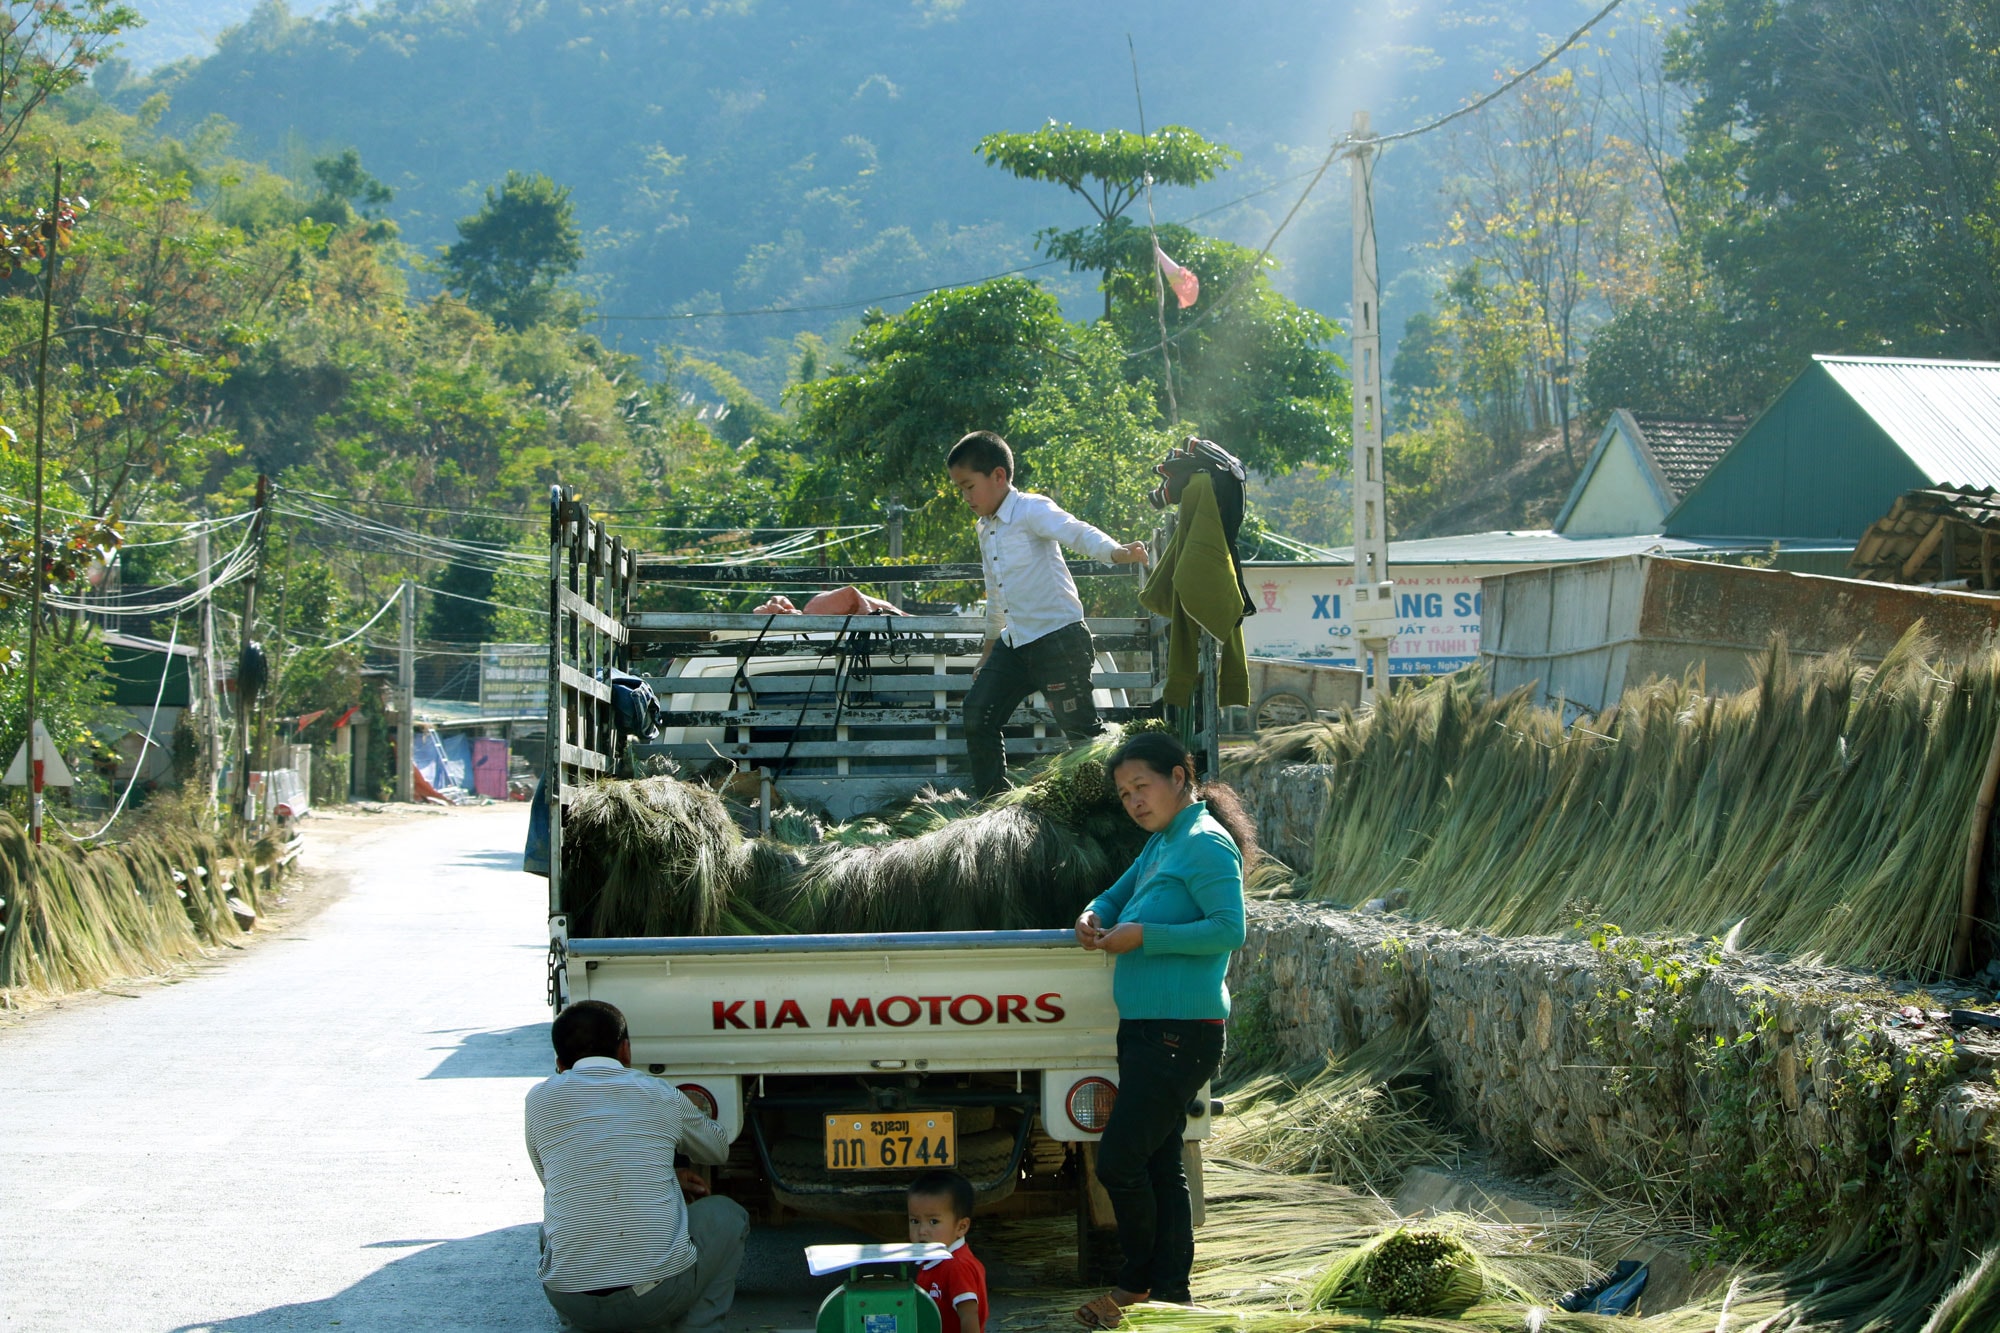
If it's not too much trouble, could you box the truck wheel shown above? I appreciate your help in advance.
[1254,689,1313,730]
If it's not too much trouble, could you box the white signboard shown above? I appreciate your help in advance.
[1240,563,1522,677]
[480,642,548,717]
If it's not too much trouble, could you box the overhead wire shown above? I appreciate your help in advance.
[1120,0,1628,360]
[59,611,183,843]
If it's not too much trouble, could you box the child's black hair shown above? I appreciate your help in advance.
[907,1169,976,1221]
[947,430,1013,478]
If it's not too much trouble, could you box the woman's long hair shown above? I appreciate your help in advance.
[1104,730,1260,863]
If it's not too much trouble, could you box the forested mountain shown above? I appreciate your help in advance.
[112,0,1614,394]
[109,0,335,70]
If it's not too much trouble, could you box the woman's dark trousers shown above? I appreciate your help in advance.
[1093,1018,1224,1302]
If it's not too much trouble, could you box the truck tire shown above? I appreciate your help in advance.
[768,1128,1016,1184]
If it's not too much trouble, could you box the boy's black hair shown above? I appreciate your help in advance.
[907,1169,976,1221]
[947,431,1013,478]
[553,999,627,1067]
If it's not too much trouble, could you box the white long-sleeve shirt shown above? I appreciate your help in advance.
[978,488,1122,647]
[525,1057,730,1292]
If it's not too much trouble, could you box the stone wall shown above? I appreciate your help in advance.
[1232,901,2000,1250]
[1230,762,1333,878]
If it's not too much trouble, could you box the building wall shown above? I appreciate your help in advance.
[1666,365,1931,540]
[1558,425,1668,536]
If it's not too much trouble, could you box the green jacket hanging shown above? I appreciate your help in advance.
[1140,471,1251,708]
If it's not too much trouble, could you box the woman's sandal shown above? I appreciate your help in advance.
[1075,1291,1147,1329]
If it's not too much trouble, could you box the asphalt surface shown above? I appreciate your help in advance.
[0,804,876,1333]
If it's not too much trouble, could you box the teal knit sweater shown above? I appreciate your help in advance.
[1085,800,1246,1020]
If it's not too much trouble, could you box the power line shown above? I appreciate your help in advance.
[1122,0,1627,360]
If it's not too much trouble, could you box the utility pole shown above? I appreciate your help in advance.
[1347,112,1395,701]
[883,500,910,609]
[233,474,270,831]
[396,579,414,803]
[21,165,60,848]
[196,528,220,811]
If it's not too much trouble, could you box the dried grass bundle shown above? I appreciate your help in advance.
[1292,633,2000,975]
[1213,1029,1458,1193]
[0,812,266,998]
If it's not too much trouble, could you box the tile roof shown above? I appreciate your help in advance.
[1628,415,1745,499]
[1849,484,2000,583]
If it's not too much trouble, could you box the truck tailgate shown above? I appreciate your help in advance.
[569,929,1117,1075]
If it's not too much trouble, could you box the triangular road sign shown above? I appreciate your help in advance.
[4,720,74,787]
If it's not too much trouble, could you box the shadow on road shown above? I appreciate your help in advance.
[168,1218,877,1333]
[172,1225,557,1332]
[425,1023,553,1079]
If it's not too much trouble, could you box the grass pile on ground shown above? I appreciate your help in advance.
[1211,1028,1458,1194]
[1236,632,1998,976]
[561,721,1190,938]
[0,813,268,999]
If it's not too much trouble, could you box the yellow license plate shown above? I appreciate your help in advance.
[824,1111,957,1171]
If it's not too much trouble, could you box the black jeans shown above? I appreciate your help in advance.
[962,621,1100,798]
[1094,1018,1225,1301]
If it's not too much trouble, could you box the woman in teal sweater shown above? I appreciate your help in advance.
[1071,730,1251,1328]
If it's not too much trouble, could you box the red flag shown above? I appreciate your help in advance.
[1155,245,1199,308]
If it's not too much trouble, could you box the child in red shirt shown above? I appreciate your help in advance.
[908,1170,988,1333]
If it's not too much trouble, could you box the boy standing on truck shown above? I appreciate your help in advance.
[908,1170,989,1333]
[949,430,1150,797]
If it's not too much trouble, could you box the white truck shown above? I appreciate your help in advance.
[541,490,1222,1260]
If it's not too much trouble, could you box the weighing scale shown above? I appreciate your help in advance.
[805,1243,951,1333]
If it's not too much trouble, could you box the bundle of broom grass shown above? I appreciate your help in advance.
[1211,1027,1459,1194]
[561,720,1186,939]
[1,813,265,998]
[1274,631,2000,976]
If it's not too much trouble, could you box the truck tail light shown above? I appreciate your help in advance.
[677,1083,719,1119]
[1066,1077,1117,1133]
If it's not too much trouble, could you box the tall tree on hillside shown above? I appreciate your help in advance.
[0,0,136,159]
[1669,0,2000,368]
[438,170,583,330]
[978,123,1235,320]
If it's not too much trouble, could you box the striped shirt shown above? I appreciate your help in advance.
[524,1057,730,1293]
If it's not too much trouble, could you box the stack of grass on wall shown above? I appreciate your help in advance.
[1297,630,2000,976]
[0,814,260,997]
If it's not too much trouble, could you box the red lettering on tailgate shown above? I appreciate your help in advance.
[949,994,994,1024]
[996,995,1029,1023]
[772,999,809,1029]
[713,1001,747,1030]
[878,996,920,1027]
[828,997,876,1027]
[1034,993,1066,1023]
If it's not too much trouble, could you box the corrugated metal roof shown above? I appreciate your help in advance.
[1245,531,1822,568]
[1817,355,2000,487]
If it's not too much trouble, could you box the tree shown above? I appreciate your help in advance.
[1669,0,2000,367]
[978,123,1236,319]
[304,147,396,241]
[0,0,137,161]
[438,171,584,330]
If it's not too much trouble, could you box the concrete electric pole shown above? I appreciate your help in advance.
[397,579,415,803]
[1347,111,1395,699]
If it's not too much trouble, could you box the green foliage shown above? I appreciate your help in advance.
[438,170,584,331]
[1670,0,2000,372]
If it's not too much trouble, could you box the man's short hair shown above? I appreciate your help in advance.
[947,431,1013,478]
[553,1000,627,1067]
[907,1169,975,1221]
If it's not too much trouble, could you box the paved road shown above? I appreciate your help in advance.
[0,805,859,1333]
